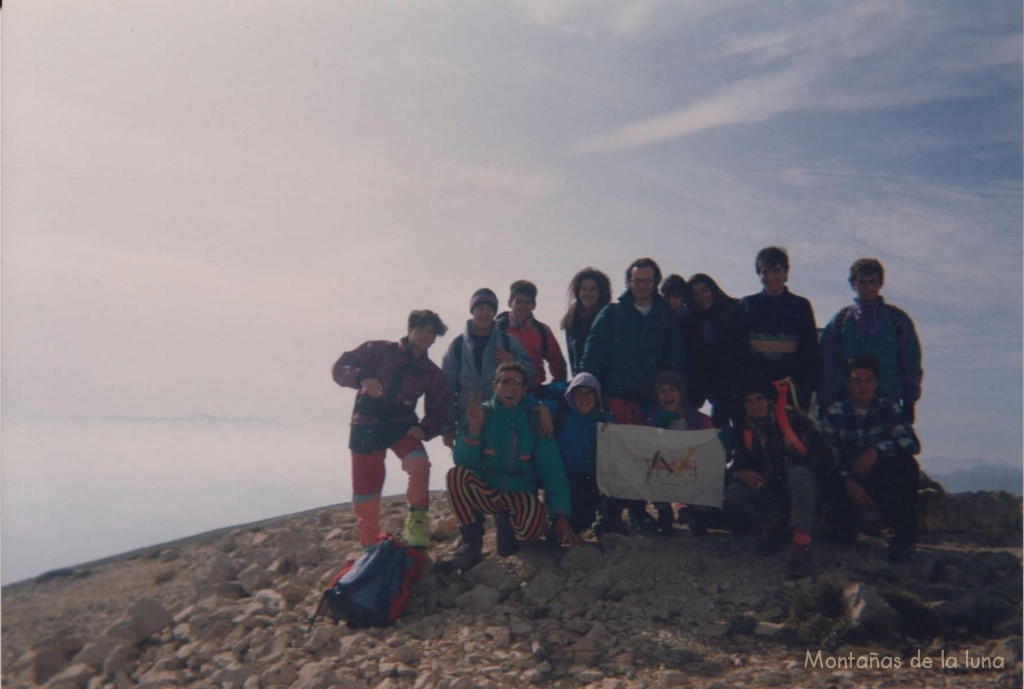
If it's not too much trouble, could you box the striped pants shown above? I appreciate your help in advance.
[446,466,546,542]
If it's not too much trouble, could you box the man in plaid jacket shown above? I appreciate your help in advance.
[819,355,921,563]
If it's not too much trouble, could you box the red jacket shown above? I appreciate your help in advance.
[497,313,568,391]
[332,338,450,440]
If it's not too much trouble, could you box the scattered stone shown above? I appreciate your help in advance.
[455,585,500,613]
[238,564,274,594]
[2,492,1020,689]
[104,599,173,646]
[44,662,94,688]
[841,583,902,641]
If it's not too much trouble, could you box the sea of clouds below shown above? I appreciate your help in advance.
[1,416,1019,586]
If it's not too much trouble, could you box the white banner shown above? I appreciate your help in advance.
[596,425,726,507]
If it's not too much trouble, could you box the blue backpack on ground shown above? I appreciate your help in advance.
[309,533,426,629]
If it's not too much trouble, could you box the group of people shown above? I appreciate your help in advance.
[332,246,923,578]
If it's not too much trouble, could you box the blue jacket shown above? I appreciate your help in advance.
[579,291,687,404]
[556,373,612,481]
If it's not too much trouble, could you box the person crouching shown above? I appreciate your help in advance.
[446,363,578,568]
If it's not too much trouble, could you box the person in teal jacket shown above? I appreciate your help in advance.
[446,362,578,568]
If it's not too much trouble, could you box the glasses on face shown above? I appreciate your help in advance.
[497,378,524,387]
[630,278,655,286]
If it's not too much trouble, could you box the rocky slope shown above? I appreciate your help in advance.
[2,488,1021,689]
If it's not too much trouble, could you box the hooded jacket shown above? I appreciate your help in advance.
[556,373,613,481]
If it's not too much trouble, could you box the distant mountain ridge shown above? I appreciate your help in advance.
[921,455,1023,497]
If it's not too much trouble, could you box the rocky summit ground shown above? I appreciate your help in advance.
[2,488,1021,689]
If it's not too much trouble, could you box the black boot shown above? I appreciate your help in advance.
[494,512,519,557]
[656,505,675,536]
[451,517,484,569]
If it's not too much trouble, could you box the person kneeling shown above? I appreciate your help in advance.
[446,363,578,568]
[724,378,829,577]
[819,356,921,563]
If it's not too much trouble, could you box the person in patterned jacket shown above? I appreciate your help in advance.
[819,355,922,563]
[818,258,923,421]
[332,310,451,550]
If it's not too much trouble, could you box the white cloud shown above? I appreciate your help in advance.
[573,1,1021,152]
[573,66,812,153]
[515,0,707,38]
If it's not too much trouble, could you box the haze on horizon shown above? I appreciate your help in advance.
[2,1,1021,584]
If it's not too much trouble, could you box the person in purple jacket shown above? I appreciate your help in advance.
[332,310,451,550]
[818,258,923,422]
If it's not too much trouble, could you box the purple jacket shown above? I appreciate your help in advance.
[333,338,451,440]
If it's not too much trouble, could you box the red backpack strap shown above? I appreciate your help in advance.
[771,378,807,457]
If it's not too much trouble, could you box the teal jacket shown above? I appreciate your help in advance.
[454,397,571,518]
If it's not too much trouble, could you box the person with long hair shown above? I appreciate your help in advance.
[560,267,612,375]
[686,273,740,429]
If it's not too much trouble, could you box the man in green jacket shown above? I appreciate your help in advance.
[446,363,578,568]
[580,257,687,533]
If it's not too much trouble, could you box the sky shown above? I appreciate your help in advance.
[2,1,1021,583]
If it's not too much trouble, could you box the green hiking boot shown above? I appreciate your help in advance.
[403,509,430,549]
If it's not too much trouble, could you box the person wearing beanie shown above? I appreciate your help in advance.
[724,376,832,577]
[441,287,537,447]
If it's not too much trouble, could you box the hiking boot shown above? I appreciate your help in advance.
[786,542,813,578]
[591,511,629,536]
[494,513,519,557]
[656,506,675,536]
[688,508,711,537]
[629,506,659,534]
[451,519,484,569]
[402,509,430,549]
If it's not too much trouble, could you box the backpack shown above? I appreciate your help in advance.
[308,533,426,630]
[451,330,513,369]
[496,312,550,357]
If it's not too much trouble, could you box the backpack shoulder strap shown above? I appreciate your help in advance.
[453,333,464,369]
[536,320,550,357]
